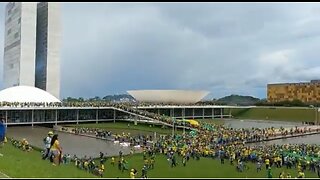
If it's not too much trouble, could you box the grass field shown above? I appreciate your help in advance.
[0,143,95,178]
[67,121,186,136]
[231,107,317,123]
[0,142,319,178]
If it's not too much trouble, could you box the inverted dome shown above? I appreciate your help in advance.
[127,90,209,104]
[0,86,61,103]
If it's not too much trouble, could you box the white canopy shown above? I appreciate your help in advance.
[0,86,61,103]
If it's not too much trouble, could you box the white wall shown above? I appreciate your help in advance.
[19,2,37,87]
[46,2,61,99]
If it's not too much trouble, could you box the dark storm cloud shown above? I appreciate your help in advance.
[1,2,320,99]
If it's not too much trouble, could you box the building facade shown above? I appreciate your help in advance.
[267,80,320,103]
[35,2,61,99]
[3,2,37,88]
[3,2,60,99]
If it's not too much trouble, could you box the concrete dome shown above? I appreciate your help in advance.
[127,90,209,104]
[0,86,61,103]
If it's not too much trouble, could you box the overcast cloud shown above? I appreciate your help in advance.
[0,2,320,99]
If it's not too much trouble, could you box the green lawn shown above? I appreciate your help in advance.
[231,107,317,123]
[67,121,185,136]
[101,154,319,178]
[0,172,9,178]
[0,142,319,178]
[0,143,95,178]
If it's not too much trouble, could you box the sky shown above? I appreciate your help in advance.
[0,2,320,100]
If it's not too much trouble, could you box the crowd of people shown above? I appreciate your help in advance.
[59,126,154,147]
[0,101,220,108]
[54,120,320,178]
[11,138,32,152]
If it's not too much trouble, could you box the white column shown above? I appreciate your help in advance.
[158,108,160,115]
[31,110,34,127]
[220,108,223,118]
[134,114,138,125]
[182,108,185,134]
[55,109,58,125]
[202,108,205,119]
[212,108,214,119]
[76,109,79,124]
[5,110,8,128]
[192,108,195,119]
[96,109,98,124]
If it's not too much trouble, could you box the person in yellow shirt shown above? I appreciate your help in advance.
[265,158,270,170]
[111,157,115,166]
[50,134,62,166]
[130,169,137,179]
[297,171,305,178]
[286,173,292,178]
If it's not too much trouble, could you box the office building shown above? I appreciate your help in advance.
[267,80,320,103]
[3,2,60,98]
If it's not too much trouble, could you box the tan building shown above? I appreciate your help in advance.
[267,80,320,103]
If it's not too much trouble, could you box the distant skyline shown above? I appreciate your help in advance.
[1,2,320,99]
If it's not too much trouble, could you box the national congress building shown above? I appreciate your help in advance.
[267,80,320,103]
[3,2,60,98]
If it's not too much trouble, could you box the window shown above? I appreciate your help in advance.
[14,32,19,39]
[7,29,11,35]
[18,18,21,24]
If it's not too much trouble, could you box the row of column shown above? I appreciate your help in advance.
[5,109,118,127]
[164,108,227,119]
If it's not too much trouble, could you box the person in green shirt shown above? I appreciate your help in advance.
[267,167,272,178]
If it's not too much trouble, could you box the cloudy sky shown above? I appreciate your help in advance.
[0,2,320,99]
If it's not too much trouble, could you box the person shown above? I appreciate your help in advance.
[111,157,115,166]
[279,171,285,178]
[0,119,6,147]
[130,168,136,179]
[171,155,177,167]
[141,165,147,178]
[42,131,53,160]
[265,158,270,170]
[267,167,272,178]
[21,138,31,151]
[256,161,262,172]
[50,134,62,166]
[182,156,186,167]
[286,173,292,178]
[297,170,305,178]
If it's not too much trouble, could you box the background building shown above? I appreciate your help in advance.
[35,2,61,99]
[3,2,37,88]
[3,2,60,99]
[267,80,320,103]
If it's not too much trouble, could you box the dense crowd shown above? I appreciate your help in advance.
[60,126,154,147]
[54,121,320,178]
[0,101,217,108]
[11,138,33,152]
